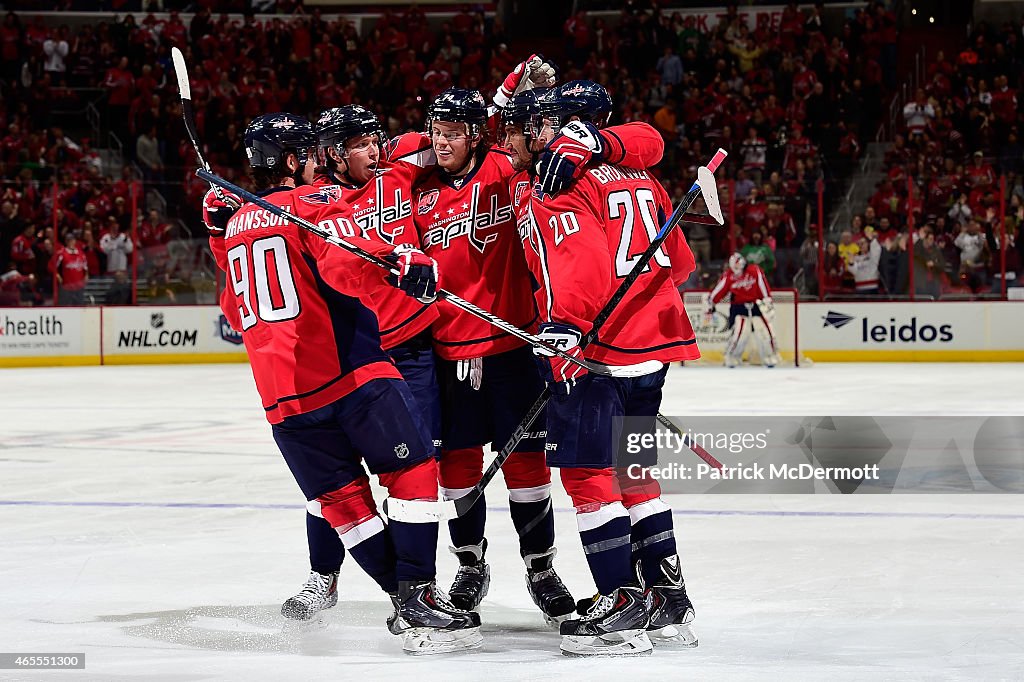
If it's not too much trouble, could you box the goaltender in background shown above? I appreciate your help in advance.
[627,461,882,482]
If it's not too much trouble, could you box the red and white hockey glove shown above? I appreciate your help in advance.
[385,244,439,304]
[533,321,587,397]
[202,187,241,237]
[493,54,557,109]
[535,121,605,197]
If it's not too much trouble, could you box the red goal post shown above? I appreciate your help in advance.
[680,287,804,367]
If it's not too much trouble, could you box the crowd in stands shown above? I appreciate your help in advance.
[0,1,1017,306]
[832,20,1024,298]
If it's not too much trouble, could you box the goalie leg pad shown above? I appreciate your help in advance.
[752,314,780,367]
[724,314,752,366]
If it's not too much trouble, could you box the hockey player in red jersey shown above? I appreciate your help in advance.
[412,87,576,626]
[270,106,443,621]
[522,81,701,656]
[203,113,481,653]
[706,252,779,367]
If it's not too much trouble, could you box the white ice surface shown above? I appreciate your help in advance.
[1,363,1023,681]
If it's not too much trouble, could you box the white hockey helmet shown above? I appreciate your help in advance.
[729,252,747,275]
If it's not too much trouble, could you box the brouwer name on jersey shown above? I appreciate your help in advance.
[421,182,512,253]
[587,165,652,186]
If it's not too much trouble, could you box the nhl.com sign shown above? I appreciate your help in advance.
[117,312,198,348]
[822,310,954,344]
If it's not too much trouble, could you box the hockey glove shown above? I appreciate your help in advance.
[493,53,557,109]
[456,357,483,391]
[385,244,439,304]
[535,121,604,197]
[533,321,587,397]
[202,188,240,237]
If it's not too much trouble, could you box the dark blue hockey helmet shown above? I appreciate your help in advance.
[243,113,315,169]
[543,80,614,130]
[427,87,488,136]
[501,88,548,140]
[315,105,387,156]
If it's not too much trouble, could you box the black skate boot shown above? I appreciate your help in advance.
[392,580,483,655]
[524,548,575,627]
[559,585,652,657]
[645,555,698,647]
[281,570,338,621]
[447,540,490,611]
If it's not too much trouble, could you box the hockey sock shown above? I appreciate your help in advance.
[306,511,345,575]
[340,519,398,594]
[509,495,554,559]
[578,505,634,594]
[503,452,555,558]
[379,458,442,582]
[388,519,439,583]
[626,498,677,587]
[318,478,397,593]
[439,447,487,558]
[562,467,633,594]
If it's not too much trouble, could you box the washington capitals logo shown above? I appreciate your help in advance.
[300,185,343,206]
[417,189,439,215]
[513,180,530,207]
[562,84,587,97]
[271,118,296,129]
[822,311,856,329]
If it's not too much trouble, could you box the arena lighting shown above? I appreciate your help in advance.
[912,8,917,14]
[929,16,935,23]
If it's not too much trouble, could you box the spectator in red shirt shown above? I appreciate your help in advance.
[10,223,36,275]
[51,231,89,305]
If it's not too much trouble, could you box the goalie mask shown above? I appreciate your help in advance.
[729,252,747,275]
[542,79,614,132]
[244,113,315,170]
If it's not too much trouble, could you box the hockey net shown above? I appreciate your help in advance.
[681,288,804,367]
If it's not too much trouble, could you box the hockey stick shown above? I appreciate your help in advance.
[197,168,661,379]
[654,414,724,470]
[171,47,238,209]
[387,149,728,522]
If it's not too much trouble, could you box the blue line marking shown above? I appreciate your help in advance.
[0,500,1021,520]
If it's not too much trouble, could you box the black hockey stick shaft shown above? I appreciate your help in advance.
[196,168,649,378]
[453,149,728,517]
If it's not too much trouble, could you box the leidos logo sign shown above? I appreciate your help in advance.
[823,310,953,343]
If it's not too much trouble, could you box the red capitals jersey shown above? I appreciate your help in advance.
[413,148,537,360]
[524,164,700,365]
[212,185,401,424]
[315,132,439,349]
[709,264,771,305]
[50,247,88,290]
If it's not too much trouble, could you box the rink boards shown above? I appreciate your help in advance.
[1,301,1023,367]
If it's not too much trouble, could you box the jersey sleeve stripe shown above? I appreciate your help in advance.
[603,129,627,165]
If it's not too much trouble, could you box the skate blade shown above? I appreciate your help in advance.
[560,630,653,657]
[402,626,483,655]
[648,623,698,648]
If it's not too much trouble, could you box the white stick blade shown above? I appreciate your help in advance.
[171,47,191,100]
[696,166,724,225]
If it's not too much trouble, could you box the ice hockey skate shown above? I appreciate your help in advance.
[391,580,483,655]
[280,570,339,621]
[645,556,698,647]
[559,586,653,657]
[524,548,576,627]
[447,541,490,610]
